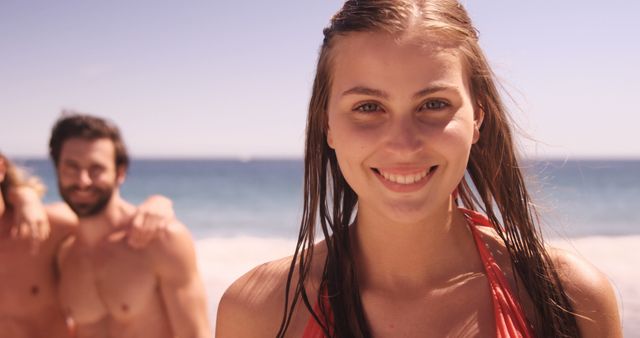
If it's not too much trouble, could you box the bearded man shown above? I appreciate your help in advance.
[49,114,211,338]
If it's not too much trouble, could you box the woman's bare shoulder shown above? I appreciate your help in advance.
[215,255,301,337]
[546,246,623,338]
[216,242,327,338]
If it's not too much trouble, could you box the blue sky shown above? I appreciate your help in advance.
[1,1,638,159]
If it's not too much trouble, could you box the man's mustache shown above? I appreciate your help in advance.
[64,186,102,193]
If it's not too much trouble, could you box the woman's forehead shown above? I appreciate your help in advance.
[329,31,468,96]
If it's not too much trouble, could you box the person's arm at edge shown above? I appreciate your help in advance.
[6,184,50,244]
[549,247,623,338]
[15,191,178,250]
[153,222,211,338]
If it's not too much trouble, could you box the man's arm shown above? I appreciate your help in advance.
[10,186,175,250]
[152,222,211,338]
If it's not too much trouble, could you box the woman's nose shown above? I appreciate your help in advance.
[384,115,424,156]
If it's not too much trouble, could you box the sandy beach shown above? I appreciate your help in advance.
[197,235,639,336]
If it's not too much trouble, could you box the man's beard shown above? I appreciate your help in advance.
[59,183,114,218]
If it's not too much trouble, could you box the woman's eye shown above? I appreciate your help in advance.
[355,102,381,113]
[421,100,449,110]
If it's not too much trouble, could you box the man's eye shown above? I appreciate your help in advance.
[355,102,381,113]
[89,166,104,176]
[421,100,449,110]
[62,163,78,173]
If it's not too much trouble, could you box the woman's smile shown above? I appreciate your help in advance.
[371,165,438,193]
[326,32,478,221]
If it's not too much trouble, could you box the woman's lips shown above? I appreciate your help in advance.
[372,166,438,192]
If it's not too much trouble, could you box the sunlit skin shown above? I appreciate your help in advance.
[0,155,91,337]
[55,138,211,338]
[57,138,122,219]
[216,30,622,338]
[327,31,496,337]
[0,206,75,338]
[326,31,481,226]
[218,31,500,338]
[0,152,178,337]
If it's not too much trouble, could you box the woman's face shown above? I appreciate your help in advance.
[326,31,482,223]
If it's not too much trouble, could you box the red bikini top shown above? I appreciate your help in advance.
[302,209,534,338]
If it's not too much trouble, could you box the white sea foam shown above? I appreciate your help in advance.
[197,235,640,336]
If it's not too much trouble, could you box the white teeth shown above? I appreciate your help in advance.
[377,168,432,185]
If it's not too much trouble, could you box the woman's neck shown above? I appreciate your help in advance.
[352,199,480,295]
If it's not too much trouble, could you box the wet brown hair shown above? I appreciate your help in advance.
[48,112,129,171]
[278,0,580,337]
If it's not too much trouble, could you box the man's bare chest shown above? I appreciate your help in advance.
[57,240,158,324]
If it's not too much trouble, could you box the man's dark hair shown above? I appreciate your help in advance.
[49,112,129,170]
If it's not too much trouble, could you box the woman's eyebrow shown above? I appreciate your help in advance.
[341,86,389,99]
[341,84,459,99]
[412,85,458,99]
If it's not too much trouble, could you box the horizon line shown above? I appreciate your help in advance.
[10,155,640,162]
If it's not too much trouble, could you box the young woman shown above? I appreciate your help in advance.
[217,1,622,337]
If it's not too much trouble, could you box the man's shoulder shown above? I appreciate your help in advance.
[151,221,194,254]
[147,222,199,277]
[216,256,295,337]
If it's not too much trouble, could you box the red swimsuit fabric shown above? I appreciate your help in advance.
[302,209,534,338]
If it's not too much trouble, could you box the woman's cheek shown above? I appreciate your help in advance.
[332,118,386,151]
[438,119,475,150]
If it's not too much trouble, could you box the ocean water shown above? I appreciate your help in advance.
[525,160,640,238]
[14,158,640,239]
[13,158,640,337]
